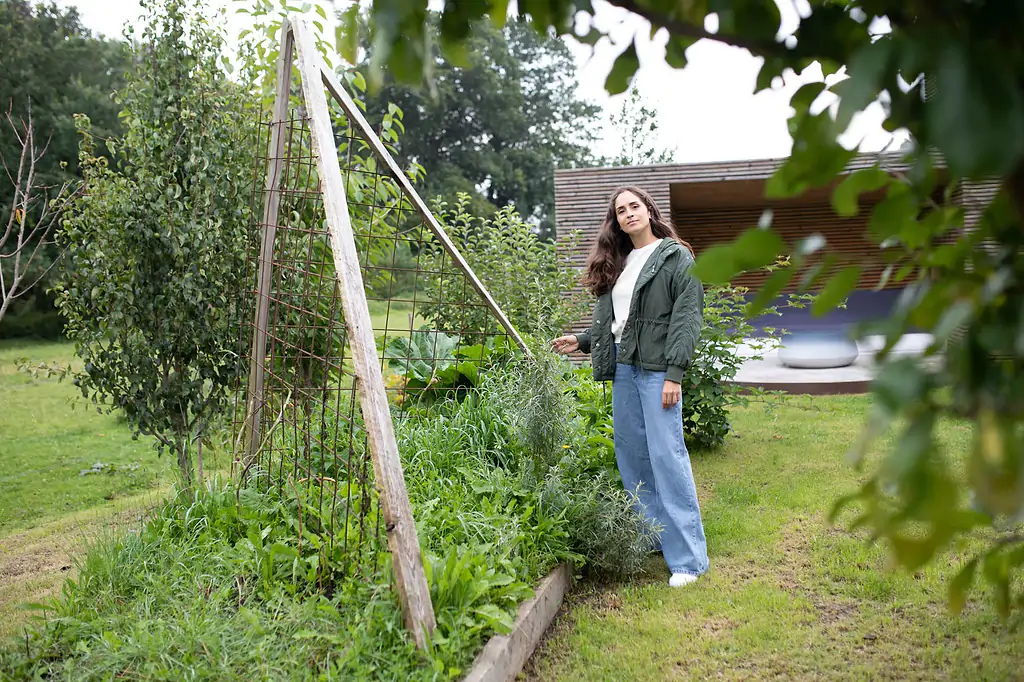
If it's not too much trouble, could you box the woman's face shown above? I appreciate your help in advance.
[614,191,653,240]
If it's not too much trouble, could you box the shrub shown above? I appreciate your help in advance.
[422,193,589,341]
[678,283,789,450]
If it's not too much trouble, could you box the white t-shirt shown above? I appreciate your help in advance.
[611,239,662,344]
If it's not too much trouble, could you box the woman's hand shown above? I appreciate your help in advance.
[662,380,682,409]
[550,335,579,355]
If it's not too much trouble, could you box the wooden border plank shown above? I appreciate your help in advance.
[243,21,295,468]
[290,17,436,648]
[463,564,572,682]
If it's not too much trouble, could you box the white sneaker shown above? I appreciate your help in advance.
[669,573,698,588]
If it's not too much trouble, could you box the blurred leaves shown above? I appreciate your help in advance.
[353,0,1024,618]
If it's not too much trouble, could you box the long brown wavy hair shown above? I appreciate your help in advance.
[580,186,694,296]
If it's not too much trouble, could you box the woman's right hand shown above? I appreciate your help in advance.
[550,335,579,355]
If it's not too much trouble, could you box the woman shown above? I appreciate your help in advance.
[551,186,709,587]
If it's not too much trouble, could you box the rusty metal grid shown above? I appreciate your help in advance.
[232,103,517,584]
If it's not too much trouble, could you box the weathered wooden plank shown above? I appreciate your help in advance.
[316,63,530,355]
[462,564,572,682]
[290,18,436,648]
[243,23,294,468]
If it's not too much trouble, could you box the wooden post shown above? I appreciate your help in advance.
[289,18,437,648]
[243,23,295,469]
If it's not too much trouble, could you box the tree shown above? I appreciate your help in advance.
[0,111,76,326]
[0,0,131,336]
[606,84,675,166]
[351,1,1024,616]
[0,0,129,192]
[357,14,602,239]
[55,0,256,490]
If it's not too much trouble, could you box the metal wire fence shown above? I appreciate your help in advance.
[232,68,525,592]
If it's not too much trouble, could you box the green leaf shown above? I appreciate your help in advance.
[890,535,936,571]
[665,37,689,69]
[883,411,934,481]
[692,244,736,285]
[832,167,890,217]
[747,266,795,317]
[949,558,979,616]
[789,81,828,117]
[833,38,895,132]
[868,186,919,244]
[605,42,639,95]
[926,43,1024,178]
[756,57,786,93]
[733,227,785,271]
[812,265,860,316]
[872,358,926,415]
[931,299,974,346]
[337,4,360,65]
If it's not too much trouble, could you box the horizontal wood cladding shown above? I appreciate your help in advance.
[673,203,901,292]
[962,177,1002,229]
[554,157,984,335]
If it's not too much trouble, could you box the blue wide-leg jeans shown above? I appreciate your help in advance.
[612,359,709,576]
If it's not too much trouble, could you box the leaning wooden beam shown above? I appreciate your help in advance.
[244,21,295,469]
[289,17,437,648]
[316,63,531,356]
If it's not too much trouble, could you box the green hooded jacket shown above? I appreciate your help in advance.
[575,239,704,383]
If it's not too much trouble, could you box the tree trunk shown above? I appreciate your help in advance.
[196,435,205,492]
[176,439,194,494]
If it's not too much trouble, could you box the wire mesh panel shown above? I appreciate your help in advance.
[232,17,527,646]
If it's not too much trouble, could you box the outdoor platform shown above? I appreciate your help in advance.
[726,334,935,395]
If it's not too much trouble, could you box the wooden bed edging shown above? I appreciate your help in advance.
[462,563,572,682]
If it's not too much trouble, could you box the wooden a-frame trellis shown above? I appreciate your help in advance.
[241,17,530,648]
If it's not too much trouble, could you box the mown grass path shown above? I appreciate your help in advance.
[527,396,1023,681]
[0,341,168,639]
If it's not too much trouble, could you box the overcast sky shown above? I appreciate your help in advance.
[55,0,904,163]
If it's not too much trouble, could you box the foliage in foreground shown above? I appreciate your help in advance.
[351,0,1024,616]
[2,358,655,679]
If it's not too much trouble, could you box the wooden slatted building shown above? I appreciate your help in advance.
[554,155,1000,337]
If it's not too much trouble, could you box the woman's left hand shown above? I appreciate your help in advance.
[662,380,682,409]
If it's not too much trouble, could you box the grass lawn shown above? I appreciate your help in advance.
[3,340,1020,678]
[0,341,167,534]
[0,340,171,639]
[526,395,1024,681]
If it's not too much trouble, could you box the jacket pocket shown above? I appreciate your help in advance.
[636,318,669,367]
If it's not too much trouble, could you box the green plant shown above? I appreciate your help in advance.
[383,330,519,406]
[510,349,578,473]
[350,0,1024,619]
[423,193,589,341]
[54,0,256,491]
[680,275,809,451]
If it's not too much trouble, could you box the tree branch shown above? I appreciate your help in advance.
[606,0,791,59]
[0,109,75,324]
